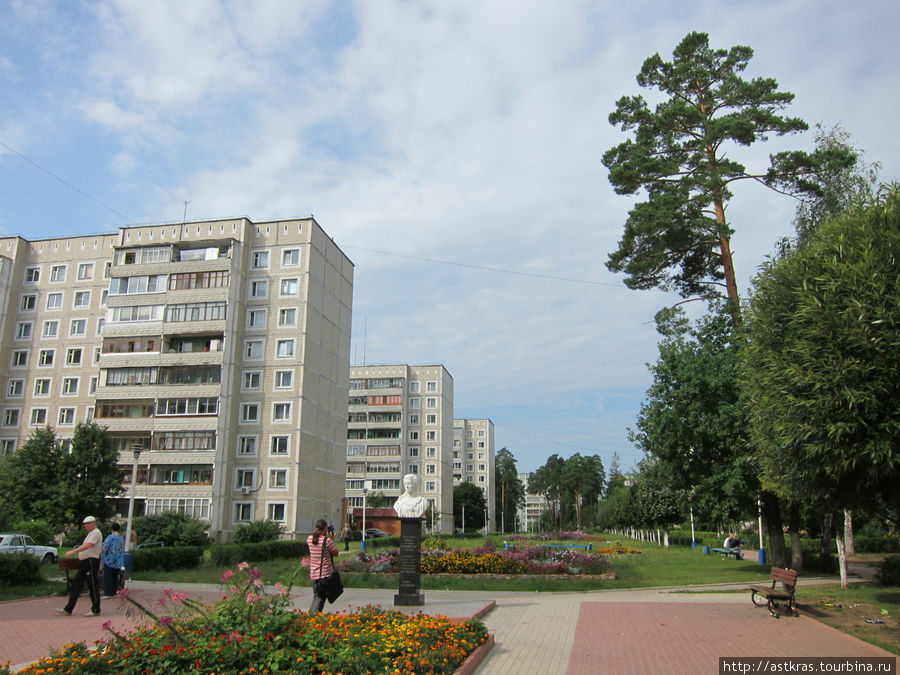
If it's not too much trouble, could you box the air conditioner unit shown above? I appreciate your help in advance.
[240,487,250,495]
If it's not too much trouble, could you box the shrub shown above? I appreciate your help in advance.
[232,519,284,544]
[12,520,55,546]
[208,539,308,567]
[854,535,900,554]
[131,545,203,572]
[876,556,900,586]
[0,552,42,586]
[133,512,210,547]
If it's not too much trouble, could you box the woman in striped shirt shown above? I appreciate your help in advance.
[307,518,338,613]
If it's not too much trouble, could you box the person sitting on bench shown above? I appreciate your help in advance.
[723,534,743,559]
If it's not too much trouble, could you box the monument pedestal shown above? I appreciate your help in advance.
[394,517,425,606]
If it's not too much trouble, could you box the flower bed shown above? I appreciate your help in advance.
[11,564,488,675]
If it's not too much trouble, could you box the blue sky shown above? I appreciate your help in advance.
[2,1,898,473]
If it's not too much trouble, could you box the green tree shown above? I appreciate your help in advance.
[1,427,66,528]
[561,453,605,531]
[791,124,880,247]
[632,461,688,545]
[453,482,486,532]
[494,447,524,534]
[603,31,854,321]
[741,188,900,586]
[58,423,123,526]
[631,305,758,530]
[529,455,566,529]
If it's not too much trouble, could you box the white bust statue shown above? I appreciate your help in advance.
[393,473,428,518]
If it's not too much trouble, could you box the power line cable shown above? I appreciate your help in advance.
[0,140,134,224]
[344,244,626,287]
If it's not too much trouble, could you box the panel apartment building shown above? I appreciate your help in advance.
[346,365,454,532]
[0,217,353,542]
[452,418,495,532]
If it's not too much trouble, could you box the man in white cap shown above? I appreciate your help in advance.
[58,516,102,616]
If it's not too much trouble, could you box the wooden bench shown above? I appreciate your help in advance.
[750,567,799,618]
[710,547,743,560]
[545,543,593,553]
[58,557,80,596]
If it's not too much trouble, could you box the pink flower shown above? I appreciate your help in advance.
[102,620,112,632]
[221,569,235,582]
[247,567,262,579]
[169,591,188,603]
[274,583,288,596]
[117,588,131,600]
[253,578,263,587]
[245,592,260,603]
[238,561,249,571]
[159,615,174,627]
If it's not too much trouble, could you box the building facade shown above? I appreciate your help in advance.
[452,418,495,532]
[0,217,353,541]
[518,472,548,533]
[346,364,454,532]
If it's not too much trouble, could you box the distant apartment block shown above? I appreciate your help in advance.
[518,472,548,532]
[0,217,353,542]
[452,418,495,532]
[346,364,454,532]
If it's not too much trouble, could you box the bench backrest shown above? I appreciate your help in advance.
[59,558,80,571]
[770,566,798,587]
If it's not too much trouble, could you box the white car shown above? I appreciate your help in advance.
[0,533,58,564]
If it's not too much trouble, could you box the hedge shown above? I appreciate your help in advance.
[131,545,204,572]
[0,552,43,586]
[208,539,309,567]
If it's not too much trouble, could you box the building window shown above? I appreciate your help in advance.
[240,403,259,423]
[3,409,20,427]
[409,414,419,425]
[243,371,262,391]
[6,380,24,398]
[50,265,66,282]
[426,381,437,392]
[97,318,105,335]
[478,441,486,449]
[236,469,255,489]
[409,381,420,393]
[237,436,258,457]
[73,291,91,308]
[426,447,437,458]
[467,441,474,449]
[24,267,40,283]
[42,321,59,338]
[0,439,15,455]
[426,464,436,474]
[233,503,252,523]
[38,349,54,366]
[11,350,29,368]
[268,469,287,489]
[425,414,436,424]
[249,279,268,298]
[89,376,98,394]
[20,294,37,311]
[467,453,474,460]
[409,464,418,474]
[425,481,436,492]
[478,475,486,483]
[408,446,419,457]
[66,348,83,366]
[274,370,293,389]
[33,379,51,396]
[281,249,299,266]
[426,398,437,409]
[69,319,86,336]
[62,377,79,395]
[478,452,485,460]
[408,431,419,441]
[244,340,264,360]
[77,263,94,280]
[280,278,298,296]
[270,435,289,455]
[46,293,63,310]
[272,402,291,422]
[478,429,485,437]
[278,308,297,326]
[30,408,47,426]
[58,408,76,426]
[478,464,486,471]
[425,430,436,441]
[246,309,267,329]
[15,322,33,340]
[276,339,294,358]
[409,398,420,410]
[266,503,286,522]
[251,250,270,268]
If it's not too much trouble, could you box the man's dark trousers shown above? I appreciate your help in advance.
[64,557,101,615]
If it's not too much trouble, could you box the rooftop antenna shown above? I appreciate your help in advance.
[182,199,192,223]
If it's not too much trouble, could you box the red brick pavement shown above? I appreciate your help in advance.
[567,602,896,674]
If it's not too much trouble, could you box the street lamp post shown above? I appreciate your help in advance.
[361,482,369,553]
[124,448,141,577]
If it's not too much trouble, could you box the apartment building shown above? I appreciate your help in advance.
[452,418,495,532]
[0,217,353,542]
[517,472,548,532]
[346,364,454,532]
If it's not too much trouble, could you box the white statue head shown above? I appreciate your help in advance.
[402,473,419,496]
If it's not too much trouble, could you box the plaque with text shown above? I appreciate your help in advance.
[394,517,424,606]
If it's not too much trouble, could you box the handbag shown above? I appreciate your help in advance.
[317,535,344,604]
